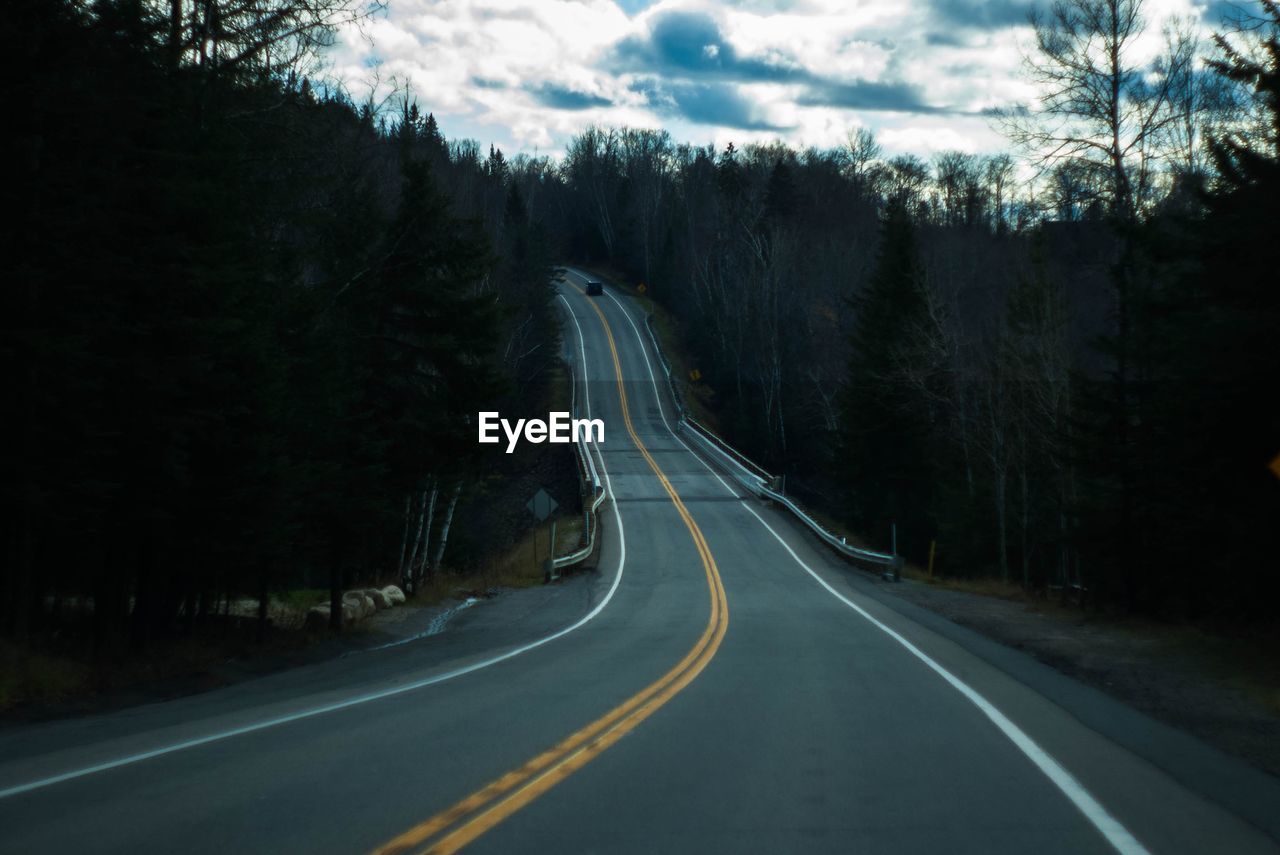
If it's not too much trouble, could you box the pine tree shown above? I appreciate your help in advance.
[836,199,936,555]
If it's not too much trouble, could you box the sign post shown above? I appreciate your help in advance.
[526,487,559,582]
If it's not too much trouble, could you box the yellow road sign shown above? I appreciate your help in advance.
[637,283,647,294]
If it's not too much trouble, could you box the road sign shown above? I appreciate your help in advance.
[637,283,647,294]
[689,368,702,381]
[526,487,558,522]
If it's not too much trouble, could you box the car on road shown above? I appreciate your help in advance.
[585,281,604,296]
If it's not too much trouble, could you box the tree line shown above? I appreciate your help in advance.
[525,0,1280,619]
[2,0,561,655]
[4,0,1276,673]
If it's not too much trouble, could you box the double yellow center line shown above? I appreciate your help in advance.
[371,285,729,855]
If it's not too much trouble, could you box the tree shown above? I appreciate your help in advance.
[1001,0,1198,611]
[159,0,381,78]
[1132,0,1280,615]
[844,127,882,199]
[837,199,936,555]
[1003,0,1192,221]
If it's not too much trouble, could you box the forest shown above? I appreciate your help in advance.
[2,0,1278,688]
[526,0,1280,621]
[2,0,566,666]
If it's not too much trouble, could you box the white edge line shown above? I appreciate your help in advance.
[0,292,628,803]
[734,503,1150,855]
[592,269,1149,855]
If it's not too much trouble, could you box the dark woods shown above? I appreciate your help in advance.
[538,3,1280,621]
[3,0,1278,678]
[2,0,560,657]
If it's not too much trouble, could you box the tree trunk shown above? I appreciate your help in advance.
[415,484,438,589]
[430,483,462,576]
[1020,462,1031,588]
[168,0,183,68]
[403,483,434,593]
[995,468,1008,583]
[397,494,411,583]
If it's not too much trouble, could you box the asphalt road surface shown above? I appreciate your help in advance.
[1,268,1277,855]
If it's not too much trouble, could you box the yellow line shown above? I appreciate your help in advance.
[371,286,729,855]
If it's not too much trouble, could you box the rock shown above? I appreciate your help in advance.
[381,585,406,605]
[365,588,391,610]
[342,591,372,620]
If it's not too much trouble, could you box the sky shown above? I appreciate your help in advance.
[328,0,1252,160]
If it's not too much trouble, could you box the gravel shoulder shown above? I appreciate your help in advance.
[880,577,1280,778]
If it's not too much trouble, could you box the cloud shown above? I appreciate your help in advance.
[628,78,789,129]
[611,8,936,118]
[927,0,1036,30]
[1197,0,1265,25]
[326,0,1222,158]
[531,84,615,110]
[672,82,791,130]
[799,79,945,114]
[610,10,803,83]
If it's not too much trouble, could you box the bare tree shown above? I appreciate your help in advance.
[845,127,883,198]
[932,151,986,227]
[563,127,622,258]
[620,129,674,288]
[1002,0,1194,221]
[984,154,1016,232]
[158,0,382,78]
[885,154,931,211]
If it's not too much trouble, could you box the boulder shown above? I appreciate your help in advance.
[382,585,406,605]
[342,591,372,620]
[364,588,391,610]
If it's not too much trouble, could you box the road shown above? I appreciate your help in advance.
[1,268,1277,854]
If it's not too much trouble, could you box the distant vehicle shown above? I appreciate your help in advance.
[585,281,604,296]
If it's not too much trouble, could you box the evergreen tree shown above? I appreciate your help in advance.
[836,198,936,555]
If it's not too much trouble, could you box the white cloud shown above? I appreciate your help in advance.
[325,0,1219,159]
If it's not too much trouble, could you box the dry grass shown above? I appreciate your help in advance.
[792,502,1035,603]
[0,641,90,710]
[444,514,587,595]
[916,574,1031,601]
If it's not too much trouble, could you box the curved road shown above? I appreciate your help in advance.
[0,268,1277,854]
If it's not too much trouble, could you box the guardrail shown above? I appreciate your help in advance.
[641,310,902,576]
[552,362,606,572]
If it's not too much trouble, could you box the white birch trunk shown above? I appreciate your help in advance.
[403,490,427,592]
[430,482,462,575]
[397,495,412,582]
[416,484,438,587]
